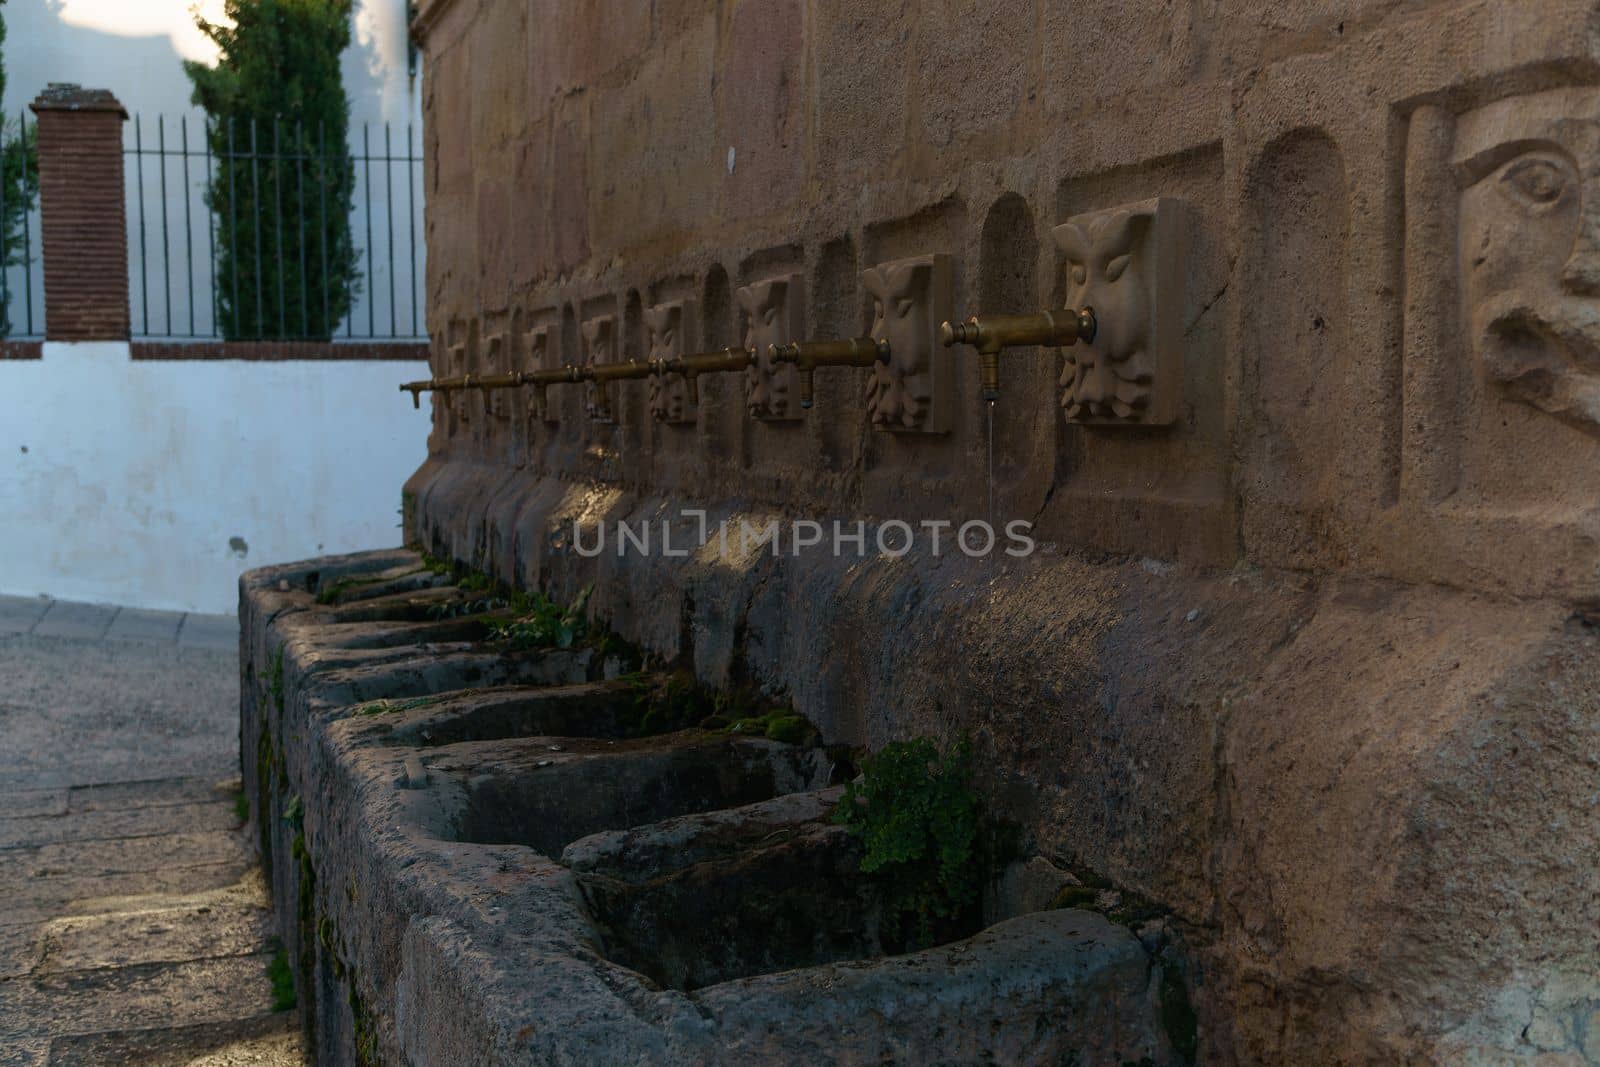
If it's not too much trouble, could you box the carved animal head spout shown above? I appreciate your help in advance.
[524,323,553,422]
[645,300,696,424]
[581,315,616,422]
[1456,88,1600,436]
[863,253,954,433]
[1052,197,1183,426]
[739,274,804,420]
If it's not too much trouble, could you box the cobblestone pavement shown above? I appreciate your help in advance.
[0,596,304,1066]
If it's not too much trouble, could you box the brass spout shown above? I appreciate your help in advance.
[769,337,890,408]
[939,307,1097,403]
[666,346,755,404]
[399,380,430,408]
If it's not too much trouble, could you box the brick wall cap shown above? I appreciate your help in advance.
[30,84,128,119]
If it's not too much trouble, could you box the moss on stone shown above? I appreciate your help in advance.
[266,940,295,1012]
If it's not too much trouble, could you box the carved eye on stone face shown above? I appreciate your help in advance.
[1070,263,1087,287]
[1497,153,1573,211]
[1105,253,1132,283]
[895,297,915,319]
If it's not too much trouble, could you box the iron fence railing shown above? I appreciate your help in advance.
[125,113,425,342]
[1,112,43,340]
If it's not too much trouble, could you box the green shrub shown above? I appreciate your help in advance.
[834,737,983,949]
[487,584,592,650]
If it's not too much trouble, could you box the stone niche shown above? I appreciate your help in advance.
[863,253,956,433]
[646,298,698,425]
[523,310,557,423]
[1053,198,1185,426]
[738,272,805,421]
[580,312,617,424]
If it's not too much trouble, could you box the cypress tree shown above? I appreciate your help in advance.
[0,0,40,337]
[185,0,358,340]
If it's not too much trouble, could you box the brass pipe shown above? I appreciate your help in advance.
[939,307,1097,403]
[397,367,584,409]
[769,337,890,409]
[665,346,755,404]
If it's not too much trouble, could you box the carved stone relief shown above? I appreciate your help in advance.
[864,253,954,433]
[582,315,616,423]
[645,299,698,424]
[1455,88,1600,436]
[1052,197,1184,425]
[738,273,805,420]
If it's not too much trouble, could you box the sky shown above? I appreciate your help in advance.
[6,0,419,124]
[48,0,232,64]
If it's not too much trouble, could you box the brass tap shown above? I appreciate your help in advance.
[399,379,430,408]
[666,346,756,405]
[939,307,1097,403]
[769,337,890,408]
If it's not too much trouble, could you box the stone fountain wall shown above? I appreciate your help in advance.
[400,0,1600,1061]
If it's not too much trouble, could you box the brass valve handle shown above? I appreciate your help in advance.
[770,337,890,408]
[940,307,1097,403]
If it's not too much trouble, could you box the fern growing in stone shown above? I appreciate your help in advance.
[835,736,982,949]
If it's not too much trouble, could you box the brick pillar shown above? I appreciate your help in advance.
[30,84,130,341]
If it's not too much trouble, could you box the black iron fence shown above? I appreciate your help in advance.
[125,113,425,342]
[1,112,43,340]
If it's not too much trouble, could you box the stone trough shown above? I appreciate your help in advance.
[241,548,1191,1065]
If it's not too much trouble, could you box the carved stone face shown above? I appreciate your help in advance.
[1054,208,1155,421]
[739,276,801,419]
[581,315,615,422]
[1456,88,1600,435]
[863,254,952,433]
[645,301,693,423]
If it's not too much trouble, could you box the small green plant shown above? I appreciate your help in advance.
[315,575,356,604]
[834,737,983,949]
[487,584,593,650]
[267,646,285,713]
[266,941,296,1011]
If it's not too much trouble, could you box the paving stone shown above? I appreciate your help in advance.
[30,602,118,641]
[47,1013,300,1067]
[4,860,254,918]
[3,954,281,1039]
[178,613,239,653]
[68,777,234,815]
[0,789,69,819]
[0,831,251,882]
[0,800,242,850]
[0,595,50,636]
[0,920,43,979]
[105,608,183,645]
[38,897,272,974]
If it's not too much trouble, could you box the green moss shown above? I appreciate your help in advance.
[1160,960,1198,1061]
[486,584,592,650]
[1048,884,1100,910]
[349,980,379,1067]
[315,575,357,605]
[232,789,249,825]
[266,941,296,1012]
[834,737,985,949]
[267,646,285,715]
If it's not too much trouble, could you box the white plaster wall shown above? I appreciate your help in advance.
[0,341,430,612]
